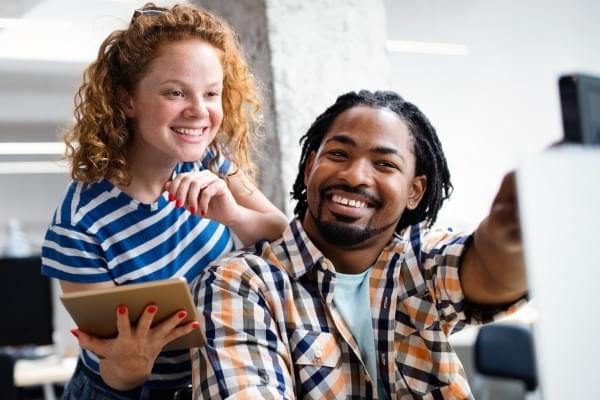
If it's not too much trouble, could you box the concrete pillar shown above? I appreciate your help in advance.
[198,0,390,214]
[197,0,284,211]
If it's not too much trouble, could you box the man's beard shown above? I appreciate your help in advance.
[311,210,397,247]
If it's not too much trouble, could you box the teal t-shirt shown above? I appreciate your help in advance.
[333,269,385,398]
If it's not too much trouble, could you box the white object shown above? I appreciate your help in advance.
[2,218,33,257]
[517,146,600,400]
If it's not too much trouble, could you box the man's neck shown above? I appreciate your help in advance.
[301,217,393,275]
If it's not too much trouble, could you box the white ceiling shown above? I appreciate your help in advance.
[0,0,154,65]
[0,0,181,130]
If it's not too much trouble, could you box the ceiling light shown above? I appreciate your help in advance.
[386,40,469,56]
[0,142,65,155]
[0,161,68,174]
[0,17,70,30]
[0,18,18,29]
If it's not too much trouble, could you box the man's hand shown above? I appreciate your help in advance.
[486,172,522,253]
[461,171,528,305]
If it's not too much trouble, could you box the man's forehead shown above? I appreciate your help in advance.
[322,106,411,149]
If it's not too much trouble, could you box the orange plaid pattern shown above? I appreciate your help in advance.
[191,219,523,399]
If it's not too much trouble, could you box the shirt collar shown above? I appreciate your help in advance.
[280,218,327,279]
[280,218,409,279]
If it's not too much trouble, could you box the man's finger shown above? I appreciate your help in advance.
[493,171,517,205]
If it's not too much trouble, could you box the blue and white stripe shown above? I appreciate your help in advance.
[41,155,234,389]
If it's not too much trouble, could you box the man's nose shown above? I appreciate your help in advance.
[338,158,374,187]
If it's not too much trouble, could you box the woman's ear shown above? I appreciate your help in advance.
[119,89,135,118]
[407,175,427,210]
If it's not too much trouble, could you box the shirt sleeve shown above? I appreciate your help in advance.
[199,146,234,178]
[190,258,295,399]
[41,221,111,283]
[418,226,526,334]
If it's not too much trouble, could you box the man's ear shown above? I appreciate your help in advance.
[120,89,135,118]
[407,175,427,210]
[304,151,316,186]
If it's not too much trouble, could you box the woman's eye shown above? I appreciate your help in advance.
[166,90,184,97]
[206,91,221,98]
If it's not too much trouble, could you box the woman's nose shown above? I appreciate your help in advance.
[184,97,209,118]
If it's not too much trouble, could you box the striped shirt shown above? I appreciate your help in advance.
[41,153,234,389]
[191,218,524,399]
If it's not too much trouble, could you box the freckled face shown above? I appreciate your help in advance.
[124,39,224,166]
[303,106,426,248]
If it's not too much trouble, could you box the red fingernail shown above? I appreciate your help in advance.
[70,329,79,338]
[177,311,187,319]
[168,193,175,202]
[117,305,127,315]
[189,207,196,214]
[175,200,183,208]
[200,209,205,217]
[191,321,200,329]
[147,305,158,314]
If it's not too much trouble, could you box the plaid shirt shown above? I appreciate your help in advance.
[191,219,522,399]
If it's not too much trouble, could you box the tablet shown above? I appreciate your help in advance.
[60,277,202,351]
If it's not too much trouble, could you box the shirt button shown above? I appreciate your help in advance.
[314,348,323,358]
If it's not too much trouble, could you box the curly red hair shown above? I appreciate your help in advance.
[65,2,261,185]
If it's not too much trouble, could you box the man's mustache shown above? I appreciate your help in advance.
[320,184,382,208]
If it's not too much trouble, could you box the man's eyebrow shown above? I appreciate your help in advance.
[325,134,356,146]
[325,133,406,160]
[371,146,401,157]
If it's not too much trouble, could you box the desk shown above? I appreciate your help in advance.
[14,356,76,400]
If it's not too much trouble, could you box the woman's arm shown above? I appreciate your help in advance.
[166,170,288,246]
[225,172,288,245]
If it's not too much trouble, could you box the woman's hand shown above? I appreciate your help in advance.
[165,170,242,226]
[166,170,288,246]
[71,304,199,390]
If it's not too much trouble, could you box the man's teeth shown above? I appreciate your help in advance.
[331,194,367,208]
[173,127,204,136]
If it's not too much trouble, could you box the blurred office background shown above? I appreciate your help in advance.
[0,0,598,398]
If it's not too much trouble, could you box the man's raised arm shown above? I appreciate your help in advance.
[460,172,528,305]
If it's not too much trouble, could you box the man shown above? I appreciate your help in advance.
[190,90,527,399]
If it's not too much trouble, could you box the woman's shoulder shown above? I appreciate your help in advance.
[51,179,117,227]
[177,148,233,177]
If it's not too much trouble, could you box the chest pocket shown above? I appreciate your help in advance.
[289,329,343,395]
[395,295,438,336]
[290,329,341,367]
[394,296,451,397]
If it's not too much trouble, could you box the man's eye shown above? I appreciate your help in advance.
[327,151,346,159]
[376,161,398,170]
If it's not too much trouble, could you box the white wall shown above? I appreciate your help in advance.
[384,0,600,232]
[266,0,390,215]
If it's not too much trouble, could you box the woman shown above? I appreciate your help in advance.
[41,3,287,398]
